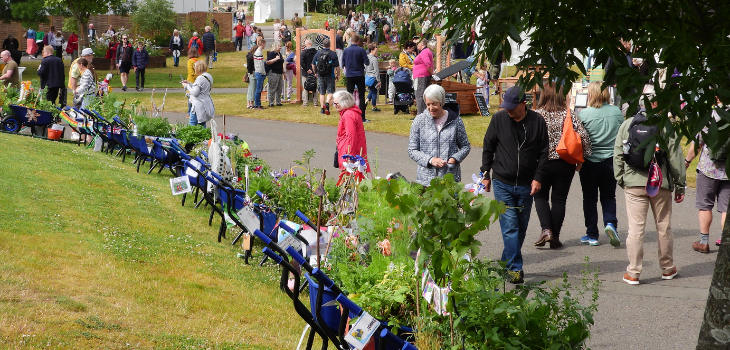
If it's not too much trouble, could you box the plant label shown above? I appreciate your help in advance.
[344,312,379,350]
[170,176,192,196]
[236,206,260,234]
[242,234,251,250]
[277,234,303,252]
[432,285,442,315]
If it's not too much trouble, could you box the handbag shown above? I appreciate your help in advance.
[243,73,250,83]
[365,76,376,87]
[556,109,584,164]
[333,149,339,168]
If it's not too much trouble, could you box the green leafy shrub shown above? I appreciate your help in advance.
[133,115,172,137]
[355,1,393,13]
[175,124,210,146]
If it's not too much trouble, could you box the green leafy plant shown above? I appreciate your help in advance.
[174,124,210,146]
[364,174,504,286]
[449,259,600,350]
[133,114,172,137]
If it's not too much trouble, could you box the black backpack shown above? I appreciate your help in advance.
[304,74,317,92]
[316,50,334,76]
[625,114,663,170]
[282,29,292,42]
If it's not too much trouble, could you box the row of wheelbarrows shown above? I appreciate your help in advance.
[0,103,417,350]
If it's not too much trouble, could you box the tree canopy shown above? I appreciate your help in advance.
[417,0,730,154]
[413,1,729,348]
[131,0,177,39]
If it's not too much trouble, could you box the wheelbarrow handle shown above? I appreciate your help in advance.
[253,229,273,246]
[262,247,283,264]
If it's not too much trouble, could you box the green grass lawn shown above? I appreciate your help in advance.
[0,133,313,349]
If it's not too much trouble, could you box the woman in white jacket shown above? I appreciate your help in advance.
[182,60,215,127]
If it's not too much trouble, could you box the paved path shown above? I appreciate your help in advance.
[79,112,716,349]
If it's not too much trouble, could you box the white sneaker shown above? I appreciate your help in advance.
[71,132,80,141]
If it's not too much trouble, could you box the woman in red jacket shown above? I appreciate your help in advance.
[333,90,370,172]
[105,35,119,73]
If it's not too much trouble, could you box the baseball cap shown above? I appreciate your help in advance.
[646,161,663,197]
[81,48,94,56]
[500,86,527,110]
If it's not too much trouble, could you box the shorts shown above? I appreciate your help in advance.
[119,62,132,74]
[489,65,500,80]
[696,172,730,212]
[318,76,336,94]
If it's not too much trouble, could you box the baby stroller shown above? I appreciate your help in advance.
[392,67,414,115]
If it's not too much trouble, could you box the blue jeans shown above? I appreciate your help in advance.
[254,73,265,107]
[246,36,252,50]
[367,85,378,106]
[493,179,534,272]
[579,158,618,239]
[173,55,179,66]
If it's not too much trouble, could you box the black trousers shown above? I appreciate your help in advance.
[235,36,243,50]
[346,75,366,121]
[135,68,146,88]
[533,159,576,238]
[46,87,60,105]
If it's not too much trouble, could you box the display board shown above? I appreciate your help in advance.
[445,93,458,104]
[474,93,489,116]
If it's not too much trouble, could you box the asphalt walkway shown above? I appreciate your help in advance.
[69,112,714,349]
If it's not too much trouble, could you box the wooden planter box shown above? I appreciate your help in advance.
[216,42,235,52]
[146,55,167,68]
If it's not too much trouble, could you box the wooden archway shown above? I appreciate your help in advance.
[293,28,337,103]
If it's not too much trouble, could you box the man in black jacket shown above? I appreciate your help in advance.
[480,86,549,284]
[202,26,216,69]
[300,39,319,107]
[37,45,65,105]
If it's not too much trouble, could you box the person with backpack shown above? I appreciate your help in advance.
[578,81,625,247]
[614,86,686,285]
[531,82,592,249]
[684,101,729,253]
[341,33,370,122]
[312,38,340,115]
[188,32,204,56]
[300,39,319,107]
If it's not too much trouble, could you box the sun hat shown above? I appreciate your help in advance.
[81,48,94,56]
[499,86,527,110]
[646,161,663,197]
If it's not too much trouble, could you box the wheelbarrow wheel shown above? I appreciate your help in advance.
[1,115,21,133]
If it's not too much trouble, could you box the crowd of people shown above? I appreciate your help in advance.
[1,10,725,290]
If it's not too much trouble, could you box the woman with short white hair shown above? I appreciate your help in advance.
[408,84,470,186]
[333,91,370,172]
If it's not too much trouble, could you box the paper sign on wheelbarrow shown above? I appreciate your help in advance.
[344,312,379,350]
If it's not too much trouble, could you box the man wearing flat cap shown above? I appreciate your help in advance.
[480,86,549,284]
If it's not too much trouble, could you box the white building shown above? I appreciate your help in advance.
[254,0,304,23]
[171,0,212,13]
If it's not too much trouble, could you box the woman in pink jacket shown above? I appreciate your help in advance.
[413,39,435,115]
[333,91,370,172]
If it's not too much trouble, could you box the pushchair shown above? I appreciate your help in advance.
[392,68,414,115]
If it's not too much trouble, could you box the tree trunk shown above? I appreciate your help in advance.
[696,200,730,348]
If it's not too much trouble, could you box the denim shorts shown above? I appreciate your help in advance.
[318,76,336,94]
